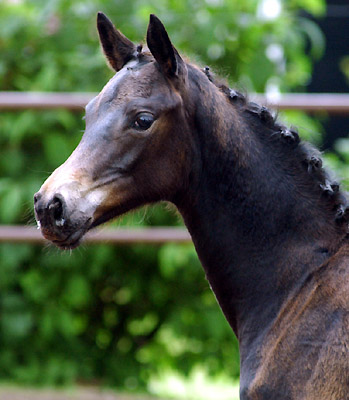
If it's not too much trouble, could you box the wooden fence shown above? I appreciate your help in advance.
[1,91,349,113]
[1,91,348,245]
[0,225,191,245]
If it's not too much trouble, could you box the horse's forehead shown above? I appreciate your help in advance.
[98,60,160,106]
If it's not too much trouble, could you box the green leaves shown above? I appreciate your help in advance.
[43,132,74,168]
[62,275,91,309]
[1,293,33,340]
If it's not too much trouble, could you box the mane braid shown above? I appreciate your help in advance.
[200,66,349,228]
[136,44,143,54]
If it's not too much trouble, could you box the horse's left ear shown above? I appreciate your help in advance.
[97,12,136,72]
[146,14,185,78]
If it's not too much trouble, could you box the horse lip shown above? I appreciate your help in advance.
[45,218,92,249]
[53,235,82,250]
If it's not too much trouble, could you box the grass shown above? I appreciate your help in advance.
[148,368,240,400]
[0,369,240,400]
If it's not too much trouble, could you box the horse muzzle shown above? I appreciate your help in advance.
[34,184,96,249]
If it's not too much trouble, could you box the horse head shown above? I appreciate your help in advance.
[34,13,193,249]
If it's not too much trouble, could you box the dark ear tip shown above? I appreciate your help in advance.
[149,14,162,27]
[97,12,112,27]
[97,12,106,21]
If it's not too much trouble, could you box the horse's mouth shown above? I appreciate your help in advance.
[41,207,128,249]
[40,218,92,250]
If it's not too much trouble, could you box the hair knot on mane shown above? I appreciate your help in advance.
[301,144,322,173]
[335,203,349,222]
[203,66,214,82]
[245,101,276,128]
[320,180,339,196]
[199,64,349,227]
[196,71,349,228]
[277,127,300,145]
[229,89,245,103]
[309,155,322,170]
[135,44,146,62]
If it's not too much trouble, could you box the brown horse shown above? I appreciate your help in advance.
[34,13,349,399]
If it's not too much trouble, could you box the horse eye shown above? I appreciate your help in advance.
[134,113,155,131]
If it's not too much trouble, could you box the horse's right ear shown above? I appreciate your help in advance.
[97,12,136,72]
[146,14,185,78]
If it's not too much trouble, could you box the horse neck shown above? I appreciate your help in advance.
[176,70,346,346]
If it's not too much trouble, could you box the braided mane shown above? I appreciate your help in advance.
[202,66,349,227]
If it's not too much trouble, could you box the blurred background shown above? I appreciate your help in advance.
[0,0,348,399]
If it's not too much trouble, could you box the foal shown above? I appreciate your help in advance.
[34,13,349,399]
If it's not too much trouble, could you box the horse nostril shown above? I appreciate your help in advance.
[48,196,65,226]
[34,192,41,204]
[34,192,45,218]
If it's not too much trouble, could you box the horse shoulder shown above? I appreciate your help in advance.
[303,245,349,398]
[243,242,349,399]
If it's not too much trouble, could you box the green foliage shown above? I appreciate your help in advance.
[0,0,326,92]
[1,0,344,392]
[0,241,237,388]
[324,138,349,190]
[340,56,349,86]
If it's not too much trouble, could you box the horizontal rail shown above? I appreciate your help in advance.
[254,93,349,114]
[0,92,95,111]
[1,91,349,113]
[0,225,192,245]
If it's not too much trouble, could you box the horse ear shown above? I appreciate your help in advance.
[97,12,136,72]
[146,14,184,77]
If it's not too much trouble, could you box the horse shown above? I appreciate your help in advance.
[34,12,349,399]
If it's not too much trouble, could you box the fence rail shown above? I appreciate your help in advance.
[0,225,191,245]
[1,91,349,113]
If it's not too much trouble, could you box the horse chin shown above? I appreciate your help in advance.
[40,218,92,250]
[51,229,87,250]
